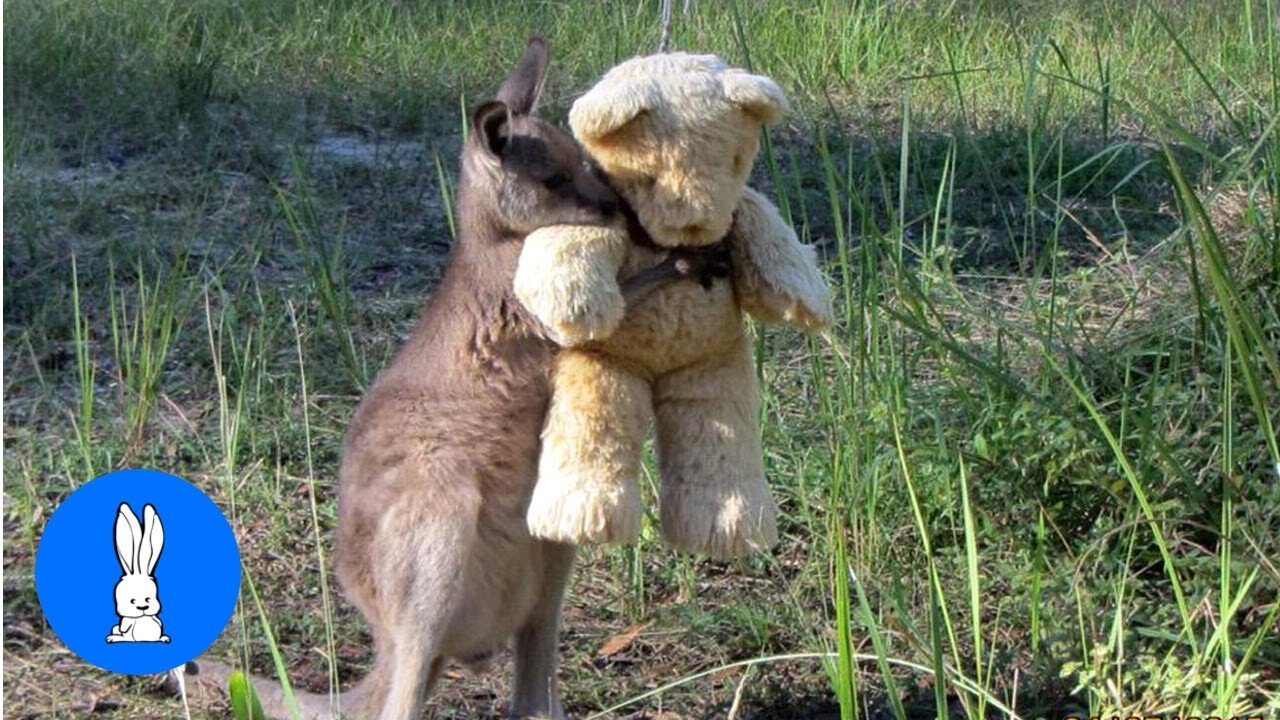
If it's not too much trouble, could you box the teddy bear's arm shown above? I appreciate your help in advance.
[514,223,629,346]
[728,186,834,331]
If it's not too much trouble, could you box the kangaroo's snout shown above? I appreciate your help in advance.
[459,46,621,241]
[574,167,619,215]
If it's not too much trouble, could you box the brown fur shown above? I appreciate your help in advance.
[174,38,724,720]
[330,37,611,720]
[183,38,616,720]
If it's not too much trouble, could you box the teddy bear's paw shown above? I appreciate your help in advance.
[515,225,629,346]
[784,294,834,331]
[515,271,625,346]
[548,293,625,346]
[526,474,641,545]
[660,483,778,560]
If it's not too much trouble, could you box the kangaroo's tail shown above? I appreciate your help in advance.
[165,658,374,720]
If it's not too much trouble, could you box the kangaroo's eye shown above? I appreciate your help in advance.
[130,598,136,603]
[543,172,570,190]
[145,597,151,602]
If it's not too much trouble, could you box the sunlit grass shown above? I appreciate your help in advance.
[3,0,1278,718]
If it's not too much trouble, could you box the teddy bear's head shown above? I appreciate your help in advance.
[568,53,788,248]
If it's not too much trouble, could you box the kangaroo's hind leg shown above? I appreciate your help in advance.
[366,495,474,720]
[509,540,576,719]
[377,636,443,720]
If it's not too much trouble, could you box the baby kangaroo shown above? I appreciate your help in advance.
[181,37,719,720]
[331,36,610,720]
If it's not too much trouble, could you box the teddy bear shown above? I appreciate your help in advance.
[514,52,832,559]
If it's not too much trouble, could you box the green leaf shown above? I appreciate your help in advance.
[229,670,266,720]
[973,433,989,460]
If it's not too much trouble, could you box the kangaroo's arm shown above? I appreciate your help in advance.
[618,246,731,304]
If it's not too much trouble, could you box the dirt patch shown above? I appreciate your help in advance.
[307,135,427,169]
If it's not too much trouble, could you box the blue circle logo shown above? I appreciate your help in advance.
[34,469,242,675]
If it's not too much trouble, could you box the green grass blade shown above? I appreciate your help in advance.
[228,670,267,720]
[243,568,303,720]
[1041,351,1197,654]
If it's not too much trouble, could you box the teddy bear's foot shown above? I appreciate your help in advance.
[526,472,642,546]
[659,479,778,560]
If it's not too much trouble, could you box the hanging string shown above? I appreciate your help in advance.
[658,0,674,53]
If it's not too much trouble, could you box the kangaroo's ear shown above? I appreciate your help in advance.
[472,100,512,159]
[496,36,549,117]
[114,503,141,575]
[139,504,164,576]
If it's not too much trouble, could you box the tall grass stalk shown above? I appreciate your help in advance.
[243,568,303,720]
[432,151,457,242]
[286,301,341,712]
[106,255,197,458]
[830,520,857,720]
[1163,144,1280,475]
[277,155,367,392]
[69,255,96,477]
[205,285,261,669]
[958,459,988,720]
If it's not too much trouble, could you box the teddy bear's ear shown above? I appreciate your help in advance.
[569,78,659,142]
[722,70,790,125]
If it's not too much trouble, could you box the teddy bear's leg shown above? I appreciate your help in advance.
[526,350,651,545]
[653,341,777,559]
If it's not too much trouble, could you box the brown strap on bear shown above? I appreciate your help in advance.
[616,199,731,292]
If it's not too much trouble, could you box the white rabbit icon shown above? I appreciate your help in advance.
[105,503,170,643]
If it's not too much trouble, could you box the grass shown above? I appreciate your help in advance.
[4,0,1279,718]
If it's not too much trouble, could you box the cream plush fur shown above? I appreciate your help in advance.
[515,53,832,559]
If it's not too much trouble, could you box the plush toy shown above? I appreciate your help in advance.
[515,52,832,559]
